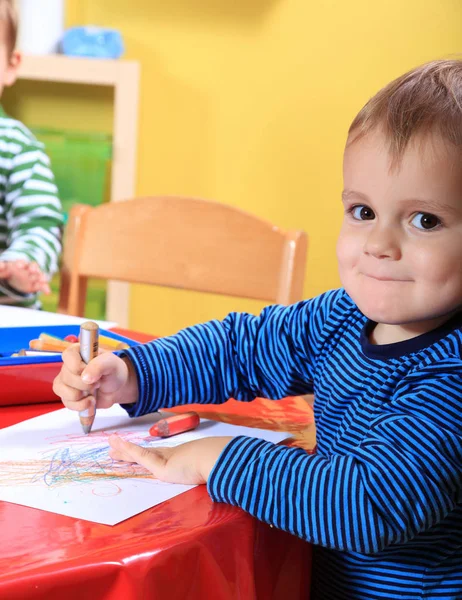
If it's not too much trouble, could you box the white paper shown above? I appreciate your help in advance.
[0,305,116,329]
[0,405,290,525]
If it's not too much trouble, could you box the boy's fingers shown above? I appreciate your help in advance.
[65,394,97,413]
[58,367,93,392]
[61,345,86,374]
[53,367,94,395]
[52,376,96,411]
[80,351,122,384]
[108,440,136,463]
[52,376,76,402]
[108,436,168,474]
[60,347,112,383]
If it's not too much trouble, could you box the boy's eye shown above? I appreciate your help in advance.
[351,205,375,220]
[411,212,441,230]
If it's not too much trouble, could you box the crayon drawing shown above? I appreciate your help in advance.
[0,431,156,489]
[0,405,288,525]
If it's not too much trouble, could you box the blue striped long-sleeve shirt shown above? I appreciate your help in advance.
[123,288,462,599]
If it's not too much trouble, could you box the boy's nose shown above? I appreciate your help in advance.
[363,225,401,260]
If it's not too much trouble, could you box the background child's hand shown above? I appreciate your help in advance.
[108,435,233,485]
[1,259,51,294]
[0,260,13,280]
[53,345,139,412]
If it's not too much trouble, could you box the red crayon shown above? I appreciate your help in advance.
[149,412,200,438]
[64,334,79,343]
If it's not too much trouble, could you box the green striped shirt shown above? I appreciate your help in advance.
[0,106,64,308]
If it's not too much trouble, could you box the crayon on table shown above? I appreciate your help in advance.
[98,334,130,351]
[148,412,200,437]
[79,321,99,435]
[12,350,61,357]
[39,333,72,346]
[29,339,69,353]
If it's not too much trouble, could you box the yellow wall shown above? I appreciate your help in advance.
[9,1,462,335]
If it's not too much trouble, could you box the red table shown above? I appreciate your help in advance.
[0,328,314,600]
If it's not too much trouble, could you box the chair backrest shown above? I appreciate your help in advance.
[58,196,308,316]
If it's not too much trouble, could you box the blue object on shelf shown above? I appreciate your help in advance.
[61,26,125,59]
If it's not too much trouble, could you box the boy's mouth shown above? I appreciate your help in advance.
[361,273,411,282]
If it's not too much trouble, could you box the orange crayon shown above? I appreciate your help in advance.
[148,412,200,438]
[39,333,71,348]
[30,339,67,353]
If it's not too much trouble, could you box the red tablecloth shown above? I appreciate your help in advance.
[0,328,314,600]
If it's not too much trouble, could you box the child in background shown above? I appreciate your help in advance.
[0,0,63,307]
[54,59,462,599]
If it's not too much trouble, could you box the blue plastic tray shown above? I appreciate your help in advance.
[0,325,136,366]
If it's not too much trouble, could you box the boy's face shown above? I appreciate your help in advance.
[337,128,462,341]
[0,21,20,98]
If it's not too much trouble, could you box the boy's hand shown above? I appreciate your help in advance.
[0,259,51,294]
[52,345,139,413]
[108,435,233,485]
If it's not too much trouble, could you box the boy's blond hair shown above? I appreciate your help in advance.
[349,59,462,161]
[0,0,17,55]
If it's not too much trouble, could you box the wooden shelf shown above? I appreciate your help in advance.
[19,54,139,87]
[17,54,141,327]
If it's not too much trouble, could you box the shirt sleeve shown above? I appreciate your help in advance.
[208,365,462,554]
[121,295,335,418]
[0,141,64,278]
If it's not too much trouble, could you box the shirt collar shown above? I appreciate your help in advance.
[360,311,462,359]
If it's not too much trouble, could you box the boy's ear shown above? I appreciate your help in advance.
[4,51,21,88]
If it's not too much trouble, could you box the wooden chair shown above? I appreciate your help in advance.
[58,196,308,317]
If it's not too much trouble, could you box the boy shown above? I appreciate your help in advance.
[54,59,462,599]
[0,0,63,307]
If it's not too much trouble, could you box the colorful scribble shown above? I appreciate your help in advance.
[0,431,155,489]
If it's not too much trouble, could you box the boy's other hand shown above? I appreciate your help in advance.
[2,259,51,294]
[108,436,233,485]
[53,345,139,413]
